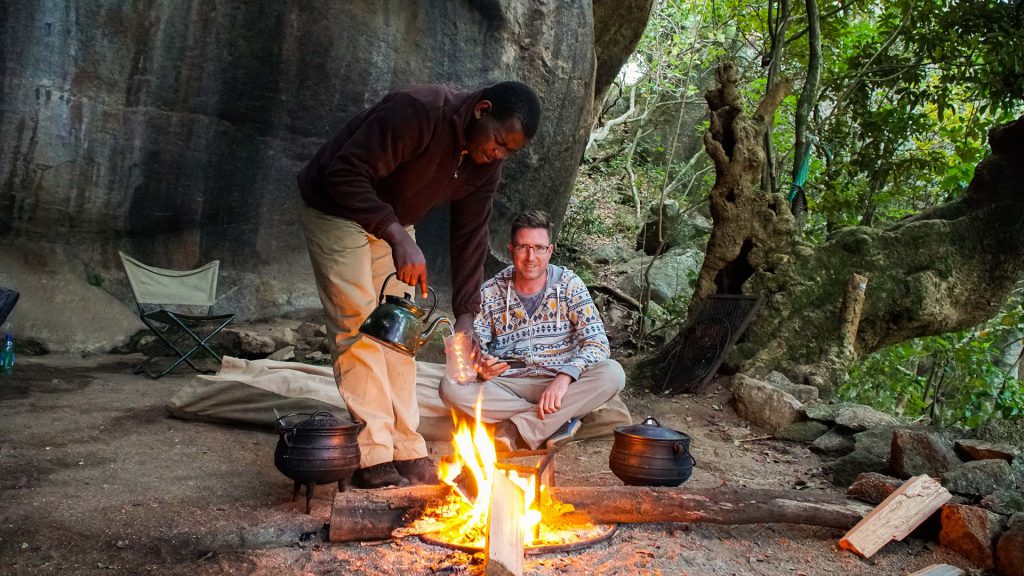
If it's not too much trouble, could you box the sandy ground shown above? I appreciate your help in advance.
[0,354,979,575]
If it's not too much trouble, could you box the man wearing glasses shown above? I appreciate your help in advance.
[440,210,625,451]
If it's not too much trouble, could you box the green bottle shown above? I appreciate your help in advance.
[1,333,14,374]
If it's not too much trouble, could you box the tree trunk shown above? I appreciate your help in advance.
[661,63,1024,397]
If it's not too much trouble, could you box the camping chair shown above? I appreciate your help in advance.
[0,287,19,327]
[119,251,235,379]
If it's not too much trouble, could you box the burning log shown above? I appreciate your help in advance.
[329,485,872,542]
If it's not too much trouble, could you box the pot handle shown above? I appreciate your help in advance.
[672,442,698,467]
[281,430,293,448]
[641,416,661,427]
[275,411,312,430]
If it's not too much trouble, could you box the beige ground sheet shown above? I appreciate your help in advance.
[166,356,631,441]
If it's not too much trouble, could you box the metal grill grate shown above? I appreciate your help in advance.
[657,294,763,394]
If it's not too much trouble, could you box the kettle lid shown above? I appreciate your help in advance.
[384,293,426,317]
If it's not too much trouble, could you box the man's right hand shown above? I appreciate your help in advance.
[477,354,508,382]
[389,234,428,298]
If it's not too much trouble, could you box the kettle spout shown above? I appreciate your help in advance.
[420,316,454,346]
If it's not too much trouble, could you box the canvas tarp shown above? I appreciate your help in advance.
[166,356,631,441]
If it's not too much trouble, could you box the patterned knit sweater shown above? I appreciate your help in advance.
[473,265,610,379]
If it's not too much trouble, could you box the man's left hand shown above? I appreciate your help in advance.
[538,374,572,419]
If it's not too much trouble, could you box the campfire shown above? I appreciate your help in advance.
[396,401,611,554]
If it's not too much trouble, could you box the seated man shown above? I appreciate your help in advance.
[440,210,625,451]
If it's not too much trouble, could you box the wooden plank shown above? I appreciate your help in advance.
[839,475,951,558]
[908,564,965,576]
[486,473,523,576]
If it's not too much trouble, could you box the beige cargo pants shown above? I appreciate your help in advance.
[300,204,426,468]
[439,359,626,450]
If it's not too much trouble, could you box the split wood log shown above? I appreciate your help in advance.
[908,564,965,576]
[486,473,524,576]
[839,475,951,558]
[329,485,872,542]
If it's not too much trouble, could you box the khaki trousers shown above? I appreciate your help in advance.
[439,360,626,450]
[300,204,426,467]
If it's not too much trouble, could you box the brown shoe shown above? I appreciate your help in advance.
[393,457,439,486]
[352,462,410,489]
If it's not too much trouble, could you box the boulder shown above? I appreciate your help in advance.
[890,429,961,479]
[955,439,1016,464]
[223,329,276,358]
[939,504,1007,570]
[611,248,704,305]
[267,346,296,362]
[996,515,1024,576]
[591,245,641,266]
[980,489,1024,516]
[942,459,1015,498]
[829,427,895,486]
[810,429,856,456]
[296,322,322,339]
[764,371,820,404]
[776,421,830,443]
[268,327,298,348]
[635,199,712,255]
[802,402,900,430]
[846,472,902,505]
[1,1,651,343]
[730,373,803,433]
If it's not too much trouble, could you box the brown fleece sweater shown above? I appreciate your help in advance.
[297,85,502,316]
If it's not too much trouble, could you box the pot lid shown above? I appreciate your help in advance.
[278,411,360,430]
[615,416,690,440]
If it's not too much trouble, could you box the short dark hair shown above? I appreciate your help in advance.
[510,210,553,243]
[482,81,541,139]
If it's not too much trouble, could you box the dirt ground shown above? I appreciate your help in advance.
[0,354,980,576]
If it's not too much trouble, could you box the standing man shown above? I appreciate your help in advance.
[298,82,541,488]
[440,211,625,451]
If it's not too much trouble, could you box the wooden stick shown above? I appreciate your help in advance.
[838,273,868,356]
[328,485,872,542]
[908,564,965,576]
[839,475,951,558]
[486,474,524,576]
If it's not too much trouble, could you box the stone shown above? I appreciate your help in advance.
[890,429,961,479]
[829,427,894,486]
[267,346,296,362]
[224,329,276,357]
[591,245,639,265]
[776,421,830,443]
[939,504,1007,570]
[730,373,804,433]
[268,327,298,348]
[810,429,856,456]
[1,1,651,339]
[996,522,1024,576]
[955,439,1016,464]
[303,351,330,364]
[942,459,1015,498]
[635,199,712,255]
[980,489,1024,516]
[296,322,322,339]
[833,405,900,431]
[611,248,704,305]
[764,371,820,403]
[846,472,903,505]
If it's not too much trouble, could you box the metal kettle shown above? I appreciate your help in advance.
[358,272,453,356]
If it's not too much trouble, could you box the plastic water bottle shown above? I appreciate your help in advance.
[1,333,14,374]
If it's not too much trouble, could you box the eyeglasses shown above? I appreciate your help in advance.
[510,244,552,255]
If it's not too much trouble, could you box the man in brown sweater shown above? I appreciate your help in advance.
[298,82,541,488]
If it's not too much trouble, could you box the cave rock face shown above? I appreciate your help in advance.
[0,1,603,326]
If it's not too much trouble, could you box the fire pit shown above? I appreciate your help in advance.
[394,404,616,563]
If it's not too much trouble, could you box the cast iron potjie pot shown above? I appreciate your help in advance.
[274,411,362,513]
[609,417,697,487]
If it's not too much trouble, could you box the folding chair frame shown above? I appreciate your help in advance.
[133,307,235,379]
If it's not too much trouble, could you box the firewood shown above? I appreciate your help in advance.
[328,485,872,542]
[486,473,524,576]
[908,564,965,576]
[839,475,951,558]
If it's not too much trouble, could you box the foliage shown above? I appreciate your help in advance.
[840,299,1024,428]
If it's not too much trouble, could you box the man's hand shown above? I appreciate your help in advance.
[477,354,508,381]
[388,233,428,298]
[538,374,572,419]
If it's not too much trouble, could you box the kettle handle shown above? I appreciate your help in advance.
[378,272,438,319]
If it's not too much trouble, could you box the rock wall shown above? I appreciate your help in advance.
[0,2,649,350]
